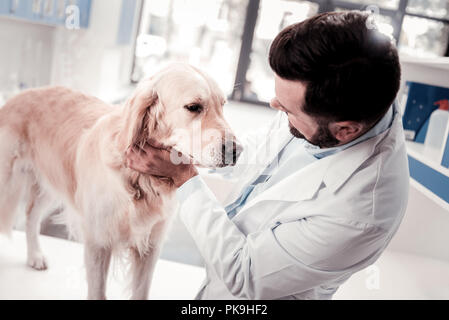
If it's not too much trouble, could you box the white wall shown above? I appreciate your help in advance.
[51,0,137,100]
[387,183,449,262]
[0,17,54,99]
[400,57,449,90]
[0,0,138,103]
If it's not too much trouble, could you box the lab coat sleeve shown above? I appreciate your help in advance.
[177,176,387,300]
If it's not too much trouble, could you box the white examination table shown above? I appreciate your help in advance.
[1,232,449,300]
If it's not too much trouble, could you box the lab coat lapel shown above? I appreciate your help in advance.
[323,110,401,193]
[234,115,399,216]
[222,121,292,207]
[236,155,331,217]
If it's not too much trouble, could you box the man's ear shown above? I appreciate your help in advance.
[329,121,365,145]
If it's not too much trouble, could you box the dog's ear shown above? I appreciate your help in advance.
[122,84,159,151]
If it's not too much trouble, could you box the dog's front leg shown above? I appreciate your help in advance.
[84,243,112,300]
[130,245,161,300]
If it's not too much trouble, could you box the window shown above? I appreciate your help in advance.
[243,0,319,102]
[336,7,395,38]
[132,0,248,97]
[132,0,449,105]
[399,15,449,57]
[407,0,449,20]
[343,0,400,9]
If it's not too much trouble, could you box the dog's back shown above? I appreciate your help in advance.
[0,87,112,234]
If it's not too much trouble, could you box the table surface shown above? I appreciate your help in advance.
[0,232,206,300]
[1,231,449,300]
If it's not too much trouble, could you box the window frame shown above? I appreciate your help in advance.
[230,0,449,105]
[131,0,449,105]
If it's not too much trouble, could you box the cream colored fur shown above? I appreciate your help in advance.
[0,63,239,300]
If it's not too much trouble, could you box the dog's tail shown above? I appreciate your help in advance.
[0,125,27,236]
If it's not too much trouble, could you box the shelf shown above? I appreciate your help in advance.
[406,141,449,176]
[400,55,449,72]
[406,141,449,207]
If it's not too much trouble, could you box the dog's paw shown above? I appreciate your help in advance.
[27,253,48,271]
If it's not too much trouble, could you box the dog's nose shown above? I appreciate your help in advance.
[222,140,243,166]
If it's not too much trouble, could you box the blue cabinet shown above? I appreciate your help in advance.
[77,0,92,29]
[42,0,67,25]
[9,0,33,19]
[0,0,11,14]
[117,0,137,45]
[32,0,45,21]
[0,0,91,29]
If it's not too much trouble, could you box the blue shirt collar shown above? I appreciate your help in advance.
[303,105,395,159]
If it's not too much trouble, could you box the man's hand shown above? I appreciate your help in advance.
[125,142,198,188]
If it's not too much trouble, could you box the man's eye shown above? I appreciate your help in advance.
[184,104,203,113]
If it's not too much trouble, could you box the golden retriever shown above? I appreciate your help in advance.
[0,63,242,299]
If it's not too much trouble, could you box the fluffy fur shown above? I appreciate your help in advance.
[0,63,240,299]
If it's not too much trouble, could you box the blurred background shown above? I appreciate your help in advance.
[1,0,449,299]
[0,0,448,105]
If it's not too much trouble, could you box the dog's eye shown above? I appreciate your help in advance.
[184,104,203,113]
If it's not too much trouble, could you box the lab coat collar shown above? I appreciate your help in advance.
[323,105,401,193]
[239,104,402,208]
[304,106,394,159]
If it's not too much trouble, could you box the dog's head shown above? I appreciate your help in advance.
[122,63,243,168]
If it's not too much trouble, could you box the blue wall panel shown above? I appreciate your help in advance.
[409,155,449,203]
[441,133,449,168]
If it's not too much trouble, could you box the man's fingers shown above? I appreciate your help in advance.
[142,142,191,165]
[125,146,151,171]
[125,140,195,178]
[127,145,147,159]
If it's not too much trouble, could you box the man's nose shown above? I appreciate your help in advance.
[270,98,282,111]
[222,140,243,166]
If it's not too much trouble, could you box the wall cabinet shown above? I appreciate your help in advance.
[0,1,10,14]
[400,56,449,209]
[0,0,91,29]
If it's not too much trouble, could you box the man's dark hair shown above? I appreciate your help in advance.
[269,11,401,125]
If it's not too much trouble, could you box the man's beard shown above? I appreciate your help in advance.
[289,122,340,148]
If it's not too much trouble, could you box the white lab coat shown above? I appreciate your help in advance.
[176,106,410,300]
